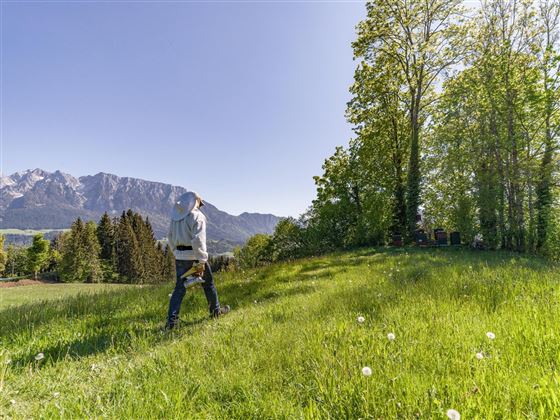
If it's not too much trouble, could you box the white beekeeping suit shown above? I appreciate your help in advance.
[167,191,208,262]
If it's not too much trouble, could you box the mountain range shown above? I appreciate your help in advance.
[0,169,281,253]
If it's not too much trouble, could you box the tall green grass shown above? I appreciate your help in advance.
[0,283,131,310]
[1,248,559,418]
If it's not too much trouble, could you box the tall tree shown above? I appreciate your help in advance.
[114,211,143,283]
[6,245,27,277]
[161,244,176,283]
[26,234,50,280]
[97,212,115,261]
[352,0,469,239]
[347,61,409,235]
[59,219,102,282]
[83,221,102,282]
[535,0,560,250]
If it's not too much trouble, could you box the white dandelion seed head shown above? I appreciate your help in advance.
[254,300,258,304]
[35,352,44,361]
[10,399,16,405]
[486,332,496,340]
[476,352,484,360]
[357,316,365,323]
[387,333,396,341]
[447,409,461,420]
[53,392,60,398]
[362,366,372,376]
[168,293,172,297]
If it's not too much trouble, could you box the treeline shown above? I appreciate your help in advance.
[1,234,60,279]
[1,210,237,282]
[59,210,176,283]
[1,210,176,283]
[236,0,560,267]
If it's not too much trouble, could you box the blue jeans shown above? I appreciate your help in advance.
[167,260,220,326]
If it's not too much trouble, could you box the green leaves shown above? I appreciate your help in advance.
[26,234,50,280]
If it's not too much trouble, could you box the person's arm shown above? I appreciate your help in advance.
[191,213,209,263]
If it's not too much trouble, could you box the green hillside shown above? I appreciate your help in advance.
[1,248,559,418]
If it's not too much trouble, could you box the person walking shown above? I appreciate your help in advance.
[165,191,230,329]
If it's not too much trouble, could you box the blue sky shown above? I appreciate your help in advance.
[1,1,366,217]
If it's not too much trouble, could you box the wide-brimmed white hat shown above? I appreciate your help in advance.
[171,191,204,221]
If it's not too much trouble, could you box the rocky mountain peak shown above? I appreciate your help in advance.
[1,169,281,252]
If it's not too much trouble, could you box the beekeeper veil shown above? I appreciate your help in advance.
[171,191,204,222]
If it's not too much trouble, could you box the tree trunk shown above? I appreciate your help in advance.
[536,63,554,250]
[406,84,423,240]
[505,70,525,252]
[391,116,407,235]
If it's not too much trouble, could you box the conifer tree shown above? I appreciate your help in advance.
[143,217,161,281]
[97,212,114,261]
[60,220,84,282]
[59,218,102,282]
[127,212,163,283]
[132,213,150,281]
[114,212,143,283]
[162,244,176,282]
[47,233,66,274]
[83,221,102,282]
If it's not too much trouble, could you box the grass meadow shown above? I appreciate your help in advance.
[1,248,559,418]
[0,229,69,236]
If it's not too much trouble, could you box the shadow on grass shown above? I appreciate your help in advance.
[217,274,318,311]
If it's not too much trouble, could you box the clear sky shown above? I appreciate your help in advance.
[1,1,366,217]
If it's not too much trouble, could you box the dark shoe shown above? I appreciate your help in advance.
[212,305,231,318]
[163,322,176,332]
[164,314,179,331]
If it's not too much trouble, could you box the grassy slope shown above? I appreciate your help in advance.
[1,248,559,418]
[0,284,132,310]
